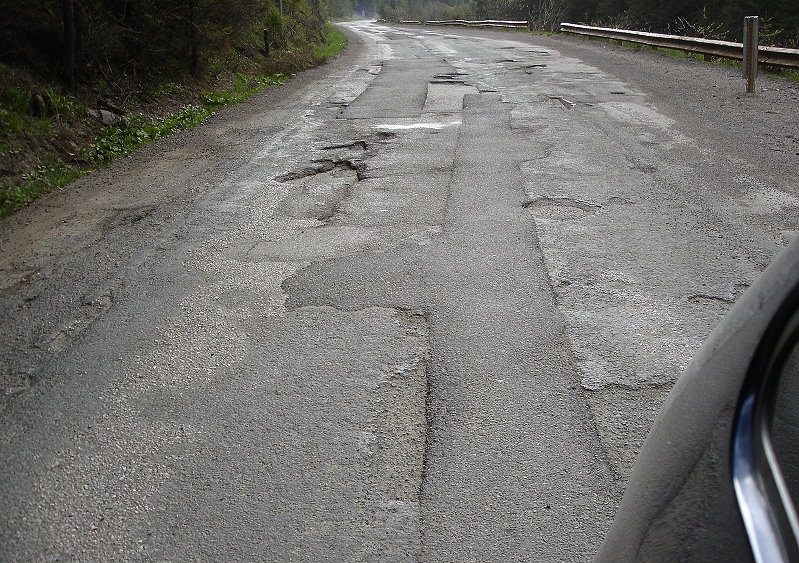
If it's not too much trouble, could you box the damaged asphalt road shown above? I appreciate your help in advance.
[2,20,799,561]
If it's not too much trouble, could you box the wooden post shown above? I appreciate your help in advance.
[743,16,759,94]
[62,0,75,89]
[189,0,200,77]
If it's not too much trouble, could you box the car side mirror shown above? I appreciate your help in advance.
[771,342,799,507]
[597,238,799,563]
[734,295,799,562]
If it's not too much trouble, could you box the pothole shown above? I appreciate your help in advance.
[275,159,365,182]
[625,156,658,174]
[432,73,468,82]
[687,284,749,306]
[608,196,635,205]
[548,96,575,110]
[524,197,601,221]
[275,160,362,222]
[322,140,368,151]
[687,294,734,306]
[522,64,547,73]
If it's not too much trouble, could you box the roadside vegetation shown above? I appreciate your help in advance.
[0,1,349,217]
[1,0,795,216]
[375,0,798,46]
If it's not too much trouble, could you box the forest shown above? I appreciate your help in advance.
[1,0,796,90]
[373,0,799,47]
[0,0,345,216]
[0,0,795,216]
[0,0,336,87]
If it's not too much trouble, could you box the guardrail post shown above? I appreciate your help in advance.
[743,16,759,93]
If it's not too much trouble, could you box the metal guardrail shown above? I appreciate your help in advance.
[560,23,799,69]
[397,19,799,71]
[426,19,528,29]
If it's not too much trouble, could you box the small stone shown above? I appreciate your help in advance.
[87,108,121,126]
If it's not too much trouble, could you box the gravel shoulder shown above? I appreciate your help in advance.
[533,33,799,180]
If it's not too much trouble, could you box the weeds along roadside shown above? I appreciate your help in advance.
[0,26,348,218]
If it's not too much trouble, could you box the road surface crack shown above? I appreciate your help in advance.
[322,140,368,151]
[524,196,602,221]
[274,158,366,182]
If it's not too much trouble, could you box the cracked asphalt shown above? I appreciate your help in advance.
[1,20,798,562]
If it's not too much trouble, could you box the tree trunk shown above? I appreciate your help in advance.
[62,0,75,89]
[189,0,200,78]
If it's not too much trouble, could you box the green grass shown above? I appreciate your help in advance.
[85,73,288,166]
[0,73,289,217]
[314,26,348,61]
[152,82,184,97]
[779,69,799,82]
[0,155,85,215]
[0,86,86,143]
[82,106,208,164]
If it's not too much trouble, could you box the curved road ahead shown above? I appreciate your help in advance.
[1,20,798,562]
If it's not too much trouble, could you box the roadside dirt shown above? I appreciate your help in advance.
[0,27,368,400]
[0,27,367,279]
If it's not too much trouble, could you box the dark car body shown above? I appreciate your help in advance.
[597,238,799,561]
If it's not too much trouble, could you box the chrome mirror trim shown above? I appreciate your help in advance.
[733,390,790,563]
[734,299,799,563]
